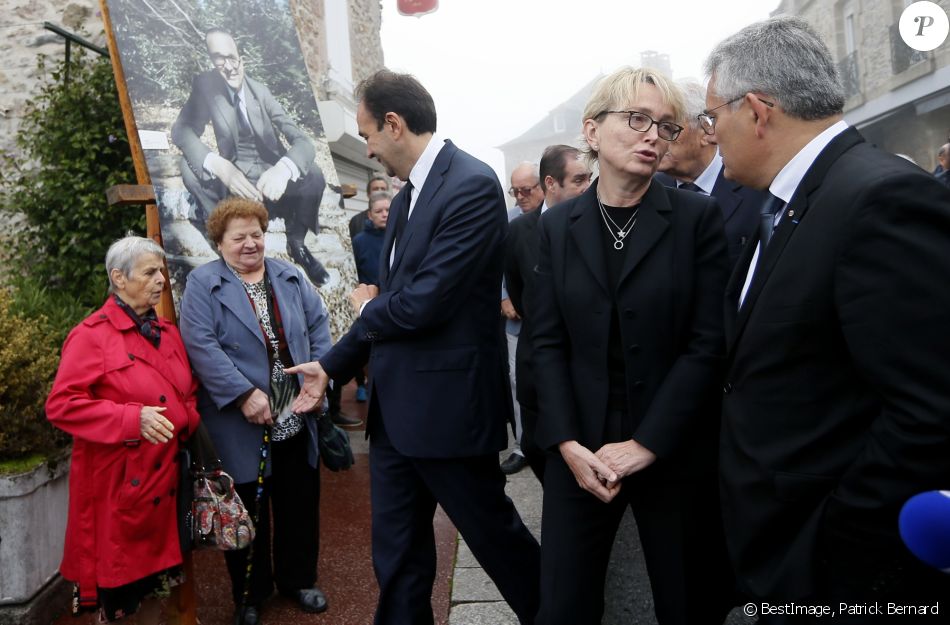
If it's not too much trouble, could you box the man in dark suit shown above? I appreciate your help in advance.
[705,16,950,621]
[505,144,590,483]
[172,28,328,285]
[499,162,546,475]
[657,79,764,267]
[287,70,540,625]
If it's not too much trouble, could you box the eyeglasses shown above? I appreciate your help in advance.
[597,110,684,141]
[508,183,539,197]
[211,54,241,69]
[697,95,775,135]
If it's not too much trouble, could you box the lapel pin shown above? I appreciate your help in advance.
[787,209,795,217]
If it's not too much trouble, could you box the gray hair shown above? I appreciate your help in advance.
[704,15,844,121]
[676,79,707,129]
[105,235,165,293]
[368,190,392,208]
[511,161,540,183]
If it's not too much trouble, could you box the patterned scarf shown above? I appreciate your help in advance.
[114,295,161,348]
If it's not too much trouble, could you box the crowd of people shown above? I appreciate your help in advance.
[45,14,950,625]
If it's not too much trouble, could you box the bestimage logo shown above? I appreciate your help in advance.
[899,1,950,51]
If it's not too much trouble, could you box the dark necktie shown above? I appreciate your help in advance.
[392,182,413,259]
[389,182,412,266]
[233,92,251,136]
[759,193,784,248]
[678,181,702,193]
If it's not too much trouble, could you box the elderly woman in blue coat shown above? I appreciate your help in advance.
[179,197,332,625]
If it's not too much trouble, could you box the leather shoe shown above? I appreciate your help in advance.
[500,452,528,475]
[331,411,363,428]
[233,605,260,625]
[290,587,328,614]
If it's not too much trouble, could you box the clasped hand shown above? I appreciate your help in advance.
[240,388,274,425]
[559,438,657,503]
[140,406,174,444]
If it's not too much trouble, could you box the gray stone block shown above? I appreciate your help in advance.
[448,601,518,625]
[450,567,504,602]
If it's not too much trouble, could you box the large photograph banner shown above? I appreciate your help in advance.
[104,0,357,337]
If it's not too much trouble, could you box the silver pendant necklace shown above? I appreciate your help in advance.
[597,192,638,250]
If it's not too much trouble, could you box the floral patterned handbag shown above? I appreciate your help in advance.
[179,423,255,551]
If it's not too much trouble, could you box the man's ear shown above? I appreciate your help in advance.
[544,175,557,190]
[384,112,403,139]
[748,94,773,139]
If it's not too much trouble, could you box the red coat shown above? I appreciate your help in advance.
[46,298,200,600]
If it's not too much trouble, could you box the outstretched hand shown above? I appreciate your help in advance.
[285,361,330,413]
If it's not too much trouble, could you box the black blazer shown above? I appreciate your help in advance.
[720,127,950,599]
[504,208,542,409]
[655,167,765,267]
[531,179,730,459]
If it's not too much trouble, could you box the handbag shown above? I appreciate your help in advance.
[178,423,255,552]
[316,410,355,471]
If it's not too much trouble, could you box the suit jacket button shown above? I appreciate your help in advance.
[153,497,161,506]
[723,383,733,394]
[624,309,636,319]
[128,353,135,361]
[154,461,162,470]
[159,395,167,403]
[131,478,140,487]
[628,344,640,353]
[633,380,644,389]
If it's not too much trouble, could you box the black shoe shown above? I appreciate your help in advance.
[233,605,260,625]
[331,411,363,428]
[288,587,328,614]
[500,452,528,475]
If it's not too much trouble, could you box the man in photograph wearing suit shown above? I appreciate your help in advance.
[705,16,950,621]
[287,70,540,625]
[656,79,764,267]
[504,144,590,483]
[172,28,329,285]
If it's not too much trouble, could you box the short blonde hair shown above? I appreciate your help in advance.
[581,67,685,165]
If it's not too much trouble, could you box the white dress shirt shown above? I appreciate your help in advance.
[738,120,850,307]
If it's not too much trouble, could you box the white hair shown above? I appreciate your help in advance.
[105,235,165,293]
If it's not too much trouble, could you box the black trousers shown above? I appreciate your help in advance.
[368,412,540,625]
[224,429,320,606]
[536,452,733,625]
[518,405,546,485]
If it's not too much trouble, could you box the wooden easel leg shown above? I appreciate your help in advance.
[167,552,198,625]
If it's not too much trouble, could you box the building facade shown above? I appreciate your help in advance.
[774,0,950,169]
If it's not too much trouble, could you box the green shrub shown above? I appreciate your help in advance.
[0,51,143,309]
[6,276,94,351]
[0,289,68,464]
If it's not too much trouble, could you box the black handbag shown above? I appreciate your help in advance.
[316,410,355,471]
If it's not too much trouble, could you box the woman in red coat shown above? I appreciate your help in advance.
[46,236,200,624]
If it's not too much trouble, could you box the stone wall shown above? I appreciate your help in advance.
[0,1,103,168]
[348,0,384,87]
